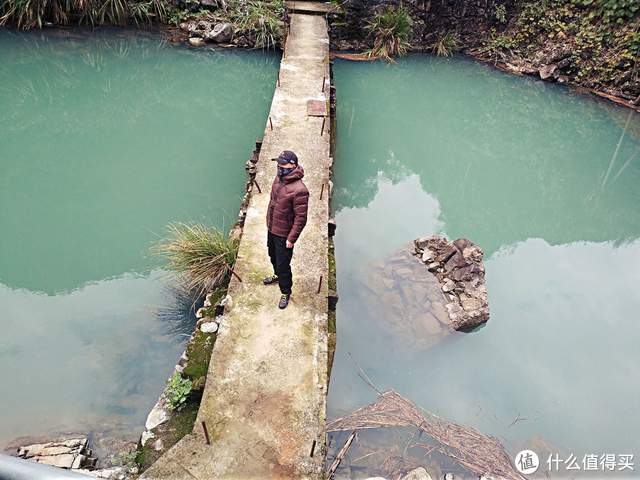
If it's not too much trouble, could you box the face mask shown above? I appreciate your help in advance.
[278,166,295,177]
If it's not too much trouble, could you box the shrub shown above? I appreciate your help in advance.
[152,223,239,300]
[0,0,166,28]
[231,0,284,49]
[166,371,192,411]
[365,5,412,61]
[432,31,459,57]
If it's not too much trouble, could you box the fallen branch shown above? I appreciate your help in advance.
[327,431,356,479]
[327,390,524,480]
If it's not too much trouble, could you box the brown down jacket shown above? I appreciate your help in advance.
[266,165,309,244]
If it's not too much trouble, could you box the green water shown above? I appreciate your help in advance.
[328,55,640,476]
[0,29,278,447]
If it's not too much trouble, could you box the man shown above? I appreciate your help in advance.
[263,150,309,309]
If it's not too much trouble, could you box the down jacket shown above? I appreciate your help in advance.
[266,165,309,244]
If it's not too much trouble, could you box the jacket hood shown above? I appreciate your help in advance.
[281,165,304,183]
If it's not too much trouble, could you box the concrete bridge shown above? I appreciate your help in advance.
[141,7,331,480]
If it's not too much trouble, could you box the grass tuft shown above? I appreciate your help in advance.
[231,0,284,49]
[432,31,460,57]
[152,222,239,300]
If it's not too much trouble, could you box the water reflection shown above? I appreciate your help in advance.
[333,56,640,255]
[0,30,278,448]
[0,270,186,445]
[0,29,279,294]
[330,53,640,471]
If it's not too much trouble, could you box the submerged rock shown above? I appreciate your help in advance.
[414,234,489,331]
[360,248,451,348]
[402,467,433,480]
[188,37,205,47]
[205,22,233,43]
[11,435,97,470]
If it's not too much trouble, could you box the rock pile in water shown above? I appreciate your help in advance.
[413,235,489,331]
[14,436,96,470]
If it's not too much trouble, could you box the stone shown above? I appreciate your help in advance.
[37,454,75,469]
[401,467,433,480]
[460,294,483,312]
[444,251,467,271]
[205,22,233,43]
[442,279,456,293]
[199,0,217,9]
[145,401,169,430]
[445,302,463,316]
[71,454,86,469]
[539,64,558,80]
[462,244,483,263]
[436,244,457,263]
[201,321,218,333]
[195,307,206,318]
[450,263,483,282]
[427,261,439,271]
[141,430,155,447]
[188,37,205,47]
[421,248,435,263]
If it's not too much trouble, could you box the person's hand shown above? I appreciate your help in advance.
[286,240,294,249]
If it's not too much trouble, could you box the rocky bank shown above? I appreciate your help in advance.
[414,235,490,332]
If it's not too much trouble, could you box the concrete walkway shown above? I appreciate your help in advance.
[141,12,330,480]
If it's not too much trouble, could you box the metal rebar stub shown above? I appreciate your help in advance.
[202,421,211,445]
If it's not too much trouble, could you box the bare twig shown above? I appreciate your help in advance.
[327,431,356,479]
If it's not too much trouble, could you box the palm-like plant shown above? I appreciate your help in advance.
[365,5,412,61]
[432,31,460,57]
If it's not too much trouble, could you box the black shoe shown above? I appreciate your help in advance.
[278,294,290,309]
[263,275,279,285]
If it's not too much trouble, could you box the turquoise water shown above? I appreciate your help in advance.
[328,55,640,476]
[0,29,278,447]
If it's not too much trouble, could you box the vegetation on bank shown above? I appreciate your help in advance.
[365,5,412,60]
[479,0,639,94]
[0,0,285,49]
[330,0,639,102]
[152,222,238,300]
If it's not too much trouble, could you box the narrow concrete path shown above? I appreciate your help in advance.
[141,13,330,480]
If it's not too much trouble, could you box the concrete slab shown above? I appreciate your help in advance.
[285,1,337,14]
[141,12,330,480]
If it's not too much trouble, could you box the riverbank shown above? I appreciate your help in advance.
[329,0,640,112]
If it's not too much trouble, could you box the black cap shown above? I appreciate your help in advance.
[271,150,298,165]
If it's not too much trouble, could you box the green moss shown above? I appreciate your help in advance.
[136,399,199,472]
[328,238,336,291]
[183,330,215,386]
[247,268,271,284]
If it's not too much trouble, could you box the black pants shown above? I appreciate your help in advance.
[267,231,294,294]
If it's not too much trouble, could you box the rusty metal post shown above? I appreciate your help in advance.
[320,183,325,200]
[269,116,273,131]
[253,179,262,194]
[225,262,243,283]
[202,421,211,445]
[320,117,325,136]
[310,439,316,457]
[317,275,323,294]
[321,75,325,92]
